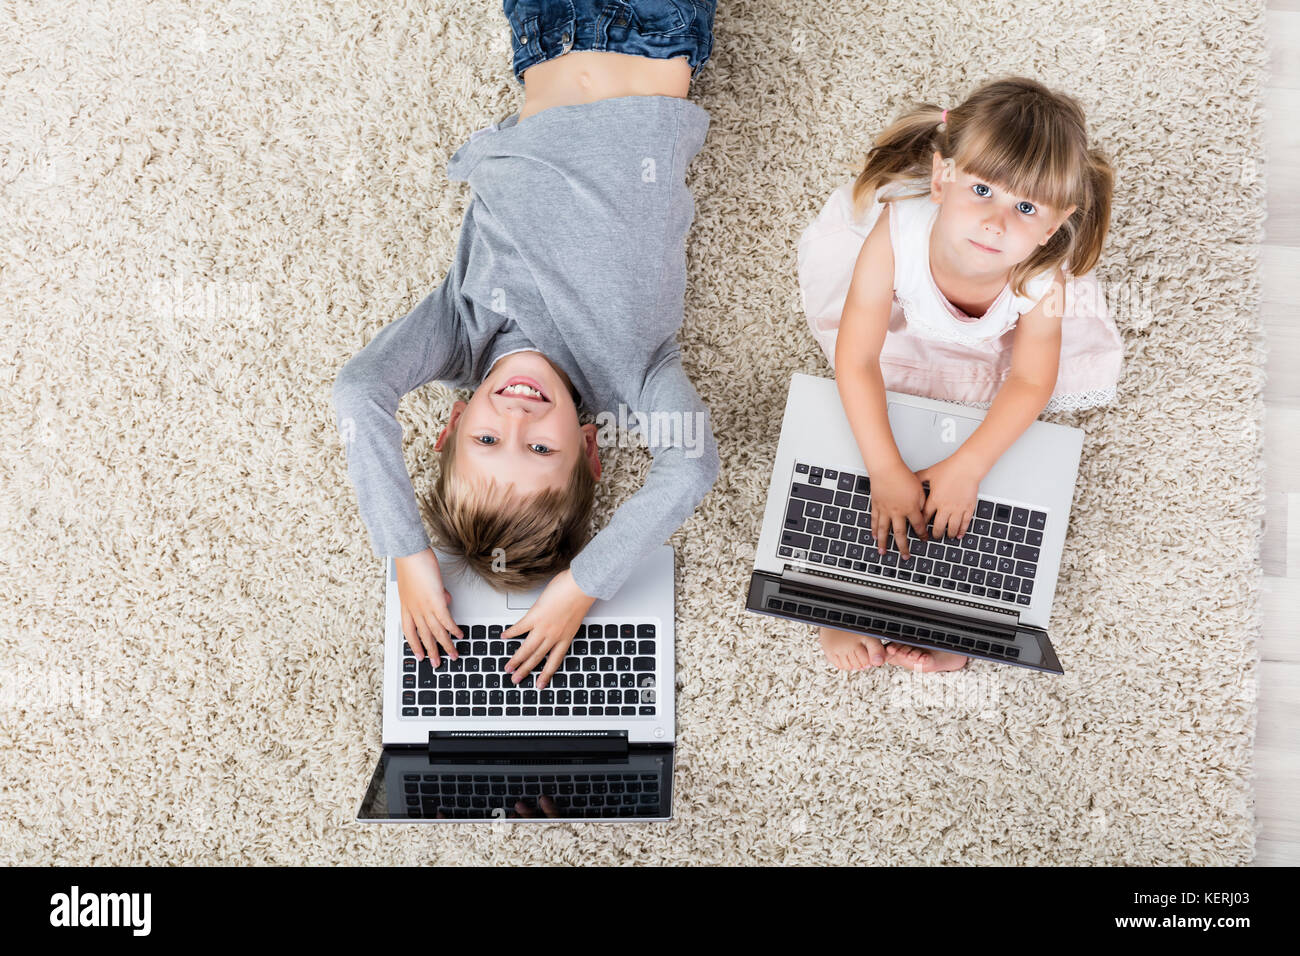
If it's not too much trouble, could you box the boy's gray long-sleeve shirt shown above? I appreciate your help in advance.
[332,95,719,601]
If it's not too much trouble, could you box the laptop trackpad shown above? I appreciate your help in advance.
[506,583,546,610]
[887,402,984,469]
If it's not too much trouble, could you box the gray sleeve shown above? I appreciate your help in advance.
[332,275,469,559]
[568,346,720,601]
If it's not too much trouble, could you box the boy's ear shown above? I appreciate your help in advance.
[580,423,601,481]
[434,400,468,452]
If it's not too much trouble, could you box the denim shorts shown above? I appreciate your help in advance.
[503,0,716,84]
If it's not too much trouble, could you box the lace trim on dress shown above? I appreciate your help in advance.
[934,384,1118,413]
[893,290,1011,347]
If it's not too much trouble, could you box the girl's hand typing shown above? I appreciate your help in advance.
[915,453,983,540]
[868,462,929,559]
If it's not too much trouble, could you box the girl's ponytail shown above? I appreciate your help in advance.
[1061,147,1114,277]
[850,105,947,217]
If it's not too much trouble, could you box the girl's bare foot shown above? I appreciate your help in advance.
[885,642,969,672]
[819,627,887,670]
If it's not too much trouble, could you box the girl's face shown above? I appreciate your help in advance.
[928,151,1077,276]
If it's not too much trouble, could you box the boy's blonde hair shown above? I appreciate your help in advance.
[851,76,1115,297]
[419,416,597,592]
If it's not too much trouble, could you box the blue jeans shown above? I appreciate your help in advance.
[503,0,716,85]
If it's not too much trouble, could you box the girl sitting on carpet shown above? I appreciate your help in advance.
[797,76,1121,673]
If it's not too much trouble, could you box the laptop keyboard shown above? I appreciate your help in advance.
[402,771,662,819]
[400,622,660,719]
[778,460,1047,608]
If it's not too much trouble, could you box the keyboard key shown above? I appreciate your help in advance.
[1014,544,1040,562]
[792,483,834,503]
[976,500,994,519]
[1029,511,1047,530]
[1011,507,1029,526]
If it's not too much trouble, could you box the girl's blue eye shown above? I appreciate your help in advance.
[476,435,497,445]
[972,183,992,198]
[530,443,551,454]
[1017,201,1037,215]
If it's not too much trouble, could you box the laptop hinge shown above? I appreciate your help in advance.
[427,730,629,758]
[782,566,1021,631]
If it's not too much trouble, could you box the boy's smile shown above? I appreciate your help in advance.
[435,351,601,495]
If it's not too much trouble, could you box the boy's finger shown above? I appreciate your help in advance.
[502,616,531,641]
[401,608,423,661]
[893,517,909,559]
[505,631,539,673]
[414,616,440,667]
[436,609,463,644]
[430,620,457,661]
[536,650,564,691]
[512,643,550,685]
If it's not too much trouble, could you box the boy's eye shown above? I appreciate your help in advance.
[476,435,497,445]
[530,443,551,454]
[972,183,992,198]
[1017,201,1037,215]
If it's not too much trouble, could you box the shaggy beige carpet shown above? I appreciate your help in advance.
[1,0,1267,864]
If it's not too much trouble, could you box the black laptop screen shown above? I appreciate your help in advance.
[357,749,673,822]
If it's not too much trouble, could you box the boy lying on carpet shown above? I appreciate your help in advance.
[333,1,719,690]
[798,77,1121,673]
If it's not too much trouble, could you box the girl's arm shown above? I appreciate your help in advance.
[835,211,930,556]
[954,268,1066,477]
[834,212,908,475]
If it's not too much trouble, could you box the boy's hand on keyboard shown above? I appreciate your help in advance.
[394,549,464,666]
[915,454,981,540]
[502,569,597,690]
[868,461,929,560]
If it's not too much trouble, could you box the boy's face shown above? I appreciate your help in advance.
[435,351,601,495]
[929,150,1077,278]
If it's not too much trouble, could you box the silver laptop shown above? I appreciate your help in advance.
[746,373,1084,673]
[357,545,676,822]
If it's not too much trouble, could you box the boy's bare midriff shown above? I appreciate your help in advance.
[517,51,692,122]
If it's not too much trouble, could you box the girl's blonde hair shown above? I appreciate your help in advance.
[851,76,1114,298]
